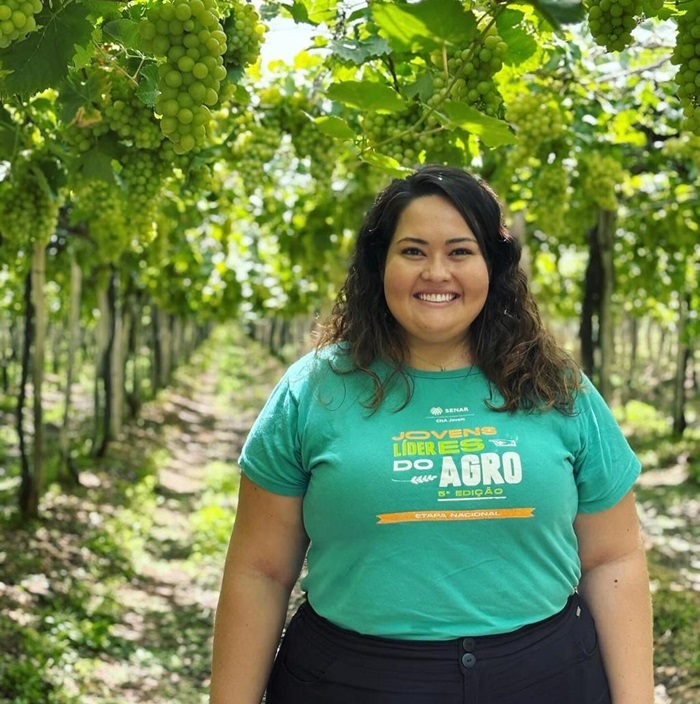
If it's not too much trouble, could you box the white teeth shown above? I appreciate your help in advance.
[417,293,456,302]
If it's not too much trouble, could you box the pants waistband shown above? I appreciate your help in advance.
[293,594,580,660]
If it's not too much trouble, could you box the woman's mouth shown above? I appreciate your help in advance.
[415,293,459,303]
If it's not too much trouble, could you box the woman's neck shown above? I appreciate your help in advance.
[408,345,472,372]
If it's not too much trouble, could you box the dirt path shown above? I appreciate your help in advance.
[77,334,289,704]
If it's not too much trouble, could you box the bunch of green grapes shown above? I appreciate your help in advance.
[0,163,59,247]
[119,149,171,236]
[181,161,214,193]
[270,94,337,181]
[362,103,455,167]
[61,106,111,153]
[70,177,129,262]
[222,0,266,70]
[0,0,42,48]
[230,115,281,187]
[585,0,642,52]
[428,25,507,118]
[671,2,700,136]
[507,93,568,166]
[641,0,664,18]
[289,120,336,181]
[362,105,422,167]
[532,161,570,236]
[104,73,164,150]
[140,0,228,154]
[662,134,700,168]
[579,152,625,211]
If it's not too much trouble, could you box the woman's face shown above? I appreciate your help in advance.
[383,195,490,355]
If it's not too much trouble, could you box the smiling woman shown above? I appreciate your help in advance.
[317,165,583,414]
[210,165,654,704]
[383,194,490,369]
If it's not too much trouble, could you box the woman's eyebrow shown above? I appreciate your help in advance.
[395,236,478,244]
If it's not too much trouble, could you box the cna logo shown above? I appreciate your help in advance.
[430,407,444,416]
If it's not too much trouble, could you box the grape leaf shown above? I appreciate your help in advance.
[523,0,585,28]
[496,11,538,66]
[73,33,98,70]
[82,0,123,23]
[58,70,109,124]
[281,0,337,25]
[404,72,434,102]
[371,0,477,53]
[0,102,13,130]
[435,101,516,148]
[0,1,94,98]
[327,35,391,65]
[35,157,67,195]
[314,115,355,139]
[0,107,16,159]
[103,19,142,51]
[136,63,159,108]
[328,80,405,113]
[76,148,115,183]
[304,0,337,24]
[281,2,313,24]
[230,82,251,105]
[360,150,413,176]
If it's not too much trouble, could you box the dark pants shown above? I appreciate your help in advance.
[266,594,611,704]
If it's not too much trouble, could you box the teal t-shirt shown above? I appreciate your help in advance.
[239,346,641,639]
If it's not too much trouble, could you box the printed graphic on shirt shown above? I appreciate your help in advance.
[381,403,535,524]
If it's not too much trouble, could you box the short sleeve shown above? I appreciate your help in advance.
[573,378,641,514]
[238,373,310,497]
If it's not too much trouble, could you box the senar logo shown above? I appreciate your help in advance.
[430,407,443,415]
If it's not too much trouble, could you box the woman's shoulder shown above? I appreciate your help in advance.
[572,373,606,408]
[283,343,351,387]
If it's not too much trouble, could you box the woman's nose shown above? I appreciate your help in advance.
[421,257,450,280]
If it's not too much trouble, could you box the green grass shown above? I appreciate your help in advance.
[620,400,700,701]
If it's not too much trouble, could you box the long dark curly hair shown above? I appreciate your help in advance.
[315,164,582,413]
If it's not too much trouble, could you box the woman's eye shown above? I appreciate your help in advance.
[401,247,424,256]
[451,248,473,256]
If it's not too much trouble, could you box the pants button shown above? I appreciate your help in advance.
[462,637,475,650]
[461,652,477,668]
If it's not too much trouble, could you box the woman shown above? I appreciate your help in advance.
[210,165,654,704]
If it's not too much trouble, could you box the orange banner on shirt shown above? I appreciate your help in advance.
[376,507,535,525]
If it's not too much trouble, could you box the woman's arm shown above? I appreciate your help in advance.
[574,489,654,704]
[210,475,309,704]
